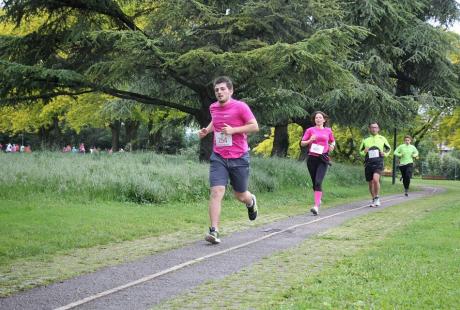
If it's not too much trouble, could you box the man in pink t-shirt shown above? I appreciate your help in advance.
[198,76,259,244]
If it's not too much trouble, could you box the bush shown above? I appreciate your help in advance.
[422,152,460,180]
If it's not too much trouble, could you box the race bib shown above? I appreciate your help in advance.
[215,132,232,147]
[368,149,380,159]
[310,143,324,154]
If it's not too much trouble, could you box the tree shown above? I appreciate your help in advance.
[2,1,458,160]
[439,106,460,148]
[0,0,372,160]
[326,0,460,128]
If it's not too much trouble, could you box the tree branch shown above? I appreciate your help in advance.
[98,86,200,116]
[0,90,93,104]
[59,0,142,32]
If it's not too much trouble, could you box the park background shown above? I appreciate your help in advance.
[0,1,459,308]
[0,0,459,178]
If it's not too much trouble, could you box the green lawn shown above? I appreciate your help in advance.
[0,152,409,296]
[0,184,389,265]
[0,182,400,296]
[157,180,459,310]
[276,183,460,309]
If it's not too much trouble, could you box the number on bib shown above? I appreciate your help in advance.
[310,143,324,154]
[215,132,233,147]
[368,149,380,159]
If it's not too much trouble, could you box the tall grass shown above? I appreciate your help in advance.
[0,152,363,203]
[0,152,385,295]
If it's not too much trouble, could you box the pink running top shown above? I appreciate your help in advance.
[302,126,335,156]
[210,98,256,159]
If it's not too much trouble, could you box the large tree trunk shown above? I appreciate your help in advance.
[109,120,121,152]
[199,134,213,161]
[38,116,61,150]
[294,117,314,161]
[146,119,153,149]
[146,119,163,152]
[197,93,214,161]
[197,108,212,161]
[124,120,140,151]
[50,116,62,149]
[38,126,51,150]
[271,124,289,157]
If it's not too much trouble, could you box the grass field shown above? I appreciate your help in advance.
[0,152,408,296]
[157,180,459,309]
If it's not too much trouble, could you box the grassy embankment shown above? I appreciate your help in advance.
[0,151,400,296]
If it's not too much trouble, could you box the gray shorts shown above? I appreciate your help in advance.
[209,152,250,193]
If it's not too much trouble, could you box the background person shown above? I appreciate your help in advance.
[359,122,391,207]
[394,135,419,196]
[300,111,335,216]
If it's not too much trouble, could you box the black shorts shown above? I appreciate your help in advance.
[364,161,383,181]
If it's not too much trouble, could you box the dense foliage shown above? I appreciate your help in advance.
[0,1,459,158]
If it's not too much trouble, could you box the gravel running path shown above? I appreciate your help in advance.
[0,187,441,310]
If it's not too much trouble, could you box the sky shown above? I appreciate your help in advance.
[449,21,460,34]
[449,0,460,33]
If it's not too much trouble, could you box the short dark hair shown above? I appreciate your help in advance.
[310,111,329,124]
[369,122,379,128]
[213,76,233,90]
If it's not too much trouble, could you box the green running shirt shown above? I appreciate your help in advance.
[394,144,419,165]
[359,134,391,157]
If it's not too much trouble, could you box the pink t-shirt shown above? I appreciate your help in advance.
[210,98,256,159]
[302,126,335,156]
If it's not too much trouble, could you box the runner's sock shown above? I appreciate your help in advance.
[314,191,322,207]
[246,195,254,208]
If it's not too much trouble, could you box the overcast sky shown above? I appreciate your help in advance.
[449,21,460,33]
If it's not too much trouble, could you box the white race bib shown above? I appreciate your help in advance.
[215,132,232,147]
[368,149,380,159]
[310,143,325,154]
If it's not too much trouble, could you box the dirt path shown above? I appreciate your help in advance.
[0,187,441,310]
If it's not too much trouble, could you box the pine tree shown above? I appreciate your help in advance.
[0,1,458,159]
[0,0,369,159]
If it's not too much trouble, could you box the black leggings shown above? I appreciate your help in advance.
[307,155,328,191]
[399,163,413,190]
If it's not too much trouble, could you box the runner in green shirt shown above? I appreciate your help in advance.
[359,122,391,207]
[394,135,419,196]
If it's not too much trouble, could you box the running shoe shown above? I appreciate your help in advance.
[247,194,258,221]
[374,196,381,207]
[205,227,221,244]
[404,190,408,197]
[310,206,319,216]
[369,198,375,207]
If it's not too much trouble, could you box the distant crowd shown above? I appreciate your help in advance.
[0,142,127,154]
[62,143,126,154]
[0,143,32,153]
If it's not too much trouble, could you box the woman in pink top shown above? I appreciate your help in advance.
[300,111,335,215]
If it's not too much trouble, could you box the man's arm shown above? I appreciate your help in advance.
[383,138,391,157]
[359,139,367,157]
[198,121,213,139]
[221,119,259,135]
